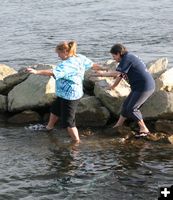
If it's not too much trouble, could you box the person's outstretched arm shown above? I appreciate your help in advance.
[91,70,121,78]
[92,63,110,71]
[27,67,54,76]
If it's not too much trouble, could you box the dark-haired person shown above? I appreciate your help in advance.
[27,41,100,142]
[95,43,155,137]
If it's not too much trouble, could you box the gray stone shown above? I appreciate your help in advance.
[76,96,110,127]
[8,64,56,112]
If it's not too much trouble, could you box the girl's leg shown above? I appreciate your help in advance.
[62,99,80,141]
[137,119,149,133]
[47,97,61,130]
[112,92,133,128]
[122,90,154,133]
[46,113,59,130]
[67,126,80,142]
[113,115,126,128]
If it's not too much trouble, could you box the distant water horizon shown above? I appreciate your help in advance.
[0,0,172,70]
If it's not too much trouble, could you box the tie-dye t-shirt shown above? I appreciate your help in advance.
[52,54,93,100]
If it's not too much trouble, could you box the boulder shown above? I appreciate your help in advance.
[147,57,168,79]
[155,67,173,92]
[0,64,16,79]
[94,79,130,115]
[141,90,173,119]
[8,64,56,112]
[3,68,29,91]
[76,96,110,127]
[0,64,17,93]
[83,60,117,95]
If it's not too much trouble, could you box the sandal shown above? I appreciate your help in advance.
[135,131,150,138]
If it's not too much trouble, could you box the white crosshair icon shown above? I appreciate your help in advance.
[161,188,170,197]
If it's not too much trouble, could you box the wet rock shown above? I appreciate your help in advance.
[168,135,173,144]
[155,119,173,134]
[102,125,134,140]
[8,110,41,124]
[146,132,169,143]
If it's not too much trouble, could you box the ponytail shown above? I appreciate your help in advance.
[68,41,77,57]
[55,40,77,57]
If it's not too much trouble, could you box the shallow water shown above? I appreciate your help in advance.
[0,125,173,200]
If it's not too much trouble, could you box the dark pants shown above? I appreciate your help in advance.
[121,89,154,121]
[50,97,80,128]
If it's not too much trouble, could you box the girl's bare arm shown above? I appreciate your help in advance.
[27,67,54,76]
[108,76,122,90]
[92,70,121,78]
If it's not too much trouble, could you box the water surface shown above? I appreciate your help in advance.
[0,125,173,200]
[0,0,173,69]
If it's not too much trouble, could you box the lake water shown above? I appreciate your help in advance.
[0,0,173,199]
[0,0,173,70]
[0,125,173,200]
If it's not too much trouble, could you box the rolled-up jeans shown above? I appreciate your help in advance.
[121,89,154,121]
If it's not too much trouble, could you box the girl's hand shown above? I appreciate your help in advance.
[26,67,37,74]
[106,85,114,90]
[93,71,105,77]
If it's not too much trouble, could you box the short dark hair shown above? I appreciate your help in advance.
[110,44,128,57]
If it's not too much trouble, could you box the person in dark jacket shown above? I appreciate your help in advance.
[95,43,155,137]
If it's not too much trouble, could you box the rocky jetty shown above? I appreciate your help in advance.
[0,58,173,144]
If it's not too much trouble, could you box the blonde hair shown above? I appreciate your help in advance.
[55,41,77,57]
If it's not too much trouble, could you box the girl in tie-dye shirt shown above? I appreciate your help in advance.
[27,41,100,142]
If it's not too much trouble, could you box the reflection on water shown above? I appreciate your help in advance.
[0,125,173,200]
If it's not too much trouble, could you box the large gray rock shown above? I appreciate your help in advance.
[3,68,29,90]
[94,79,130,115]
[0,64,17,79]
[8,64,56,112]
[147,57,168,79]
[0,64,17,93]
[83,60,117,95]
[141,90,173,119]
[76,96,110,127]
[155,67,173,92]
